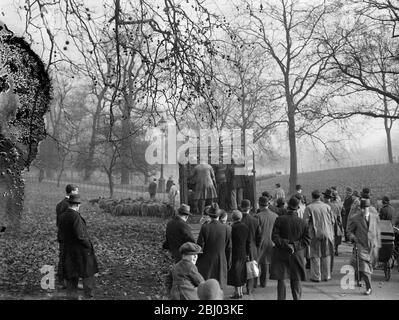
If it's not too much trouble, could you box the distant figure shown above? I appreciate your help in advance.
[163,204,195,262]
[190,160,218,215]
[273,183,285,206]
[295,184,307,205]
[165,242,204,300]
[214,163,228,210]
[262,191,279,215]
[168,181,179,208]
[148,178,157,200]
[330,186,341,204]
[227,158,246,211]
[197,279,224,300]
[379,196,395,221]
[58,194,99,299]
[166,176,174,193]
[276,198,288,217]
[341,187,355,242]
[56,184,79,288]
[227,210,250,299]
[329,189,344,257]
[199,205,212,225]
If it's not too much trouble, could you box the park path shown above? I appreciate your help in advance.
[190,223,399,300]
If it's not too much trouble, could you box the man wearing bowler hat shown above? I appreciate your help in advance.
[163,204,196,262]
[58,194,99,299]
[165,242,205,300]
[240,199,261,294]
[270,197,311,300]
[196,203,232,291]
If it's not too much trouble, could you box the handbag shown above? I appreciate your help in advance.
[246,260,260,279]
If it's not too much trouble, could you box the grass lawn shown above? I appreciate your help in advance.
[0,181,174,300]
[257,163,399,200]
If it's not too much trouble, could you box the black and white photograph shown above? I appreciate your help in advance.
[1,0,399,305]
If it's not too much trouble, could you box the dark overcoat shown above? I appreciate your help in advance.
[256,208,278,265]
[58,208,99,279]
[270,211,311,281]
[379,204,395,221]
[165,260,205,300]
[163,216,196,262]
[241,212,261,260]
[56,197,69,230]
[196,220,232,289]
[227,221,250,287]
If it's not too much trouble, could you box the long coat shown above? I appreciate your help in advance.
[56,197,69,229]
[256,208,278,265]
[196,220,232,289]
[270,210,311,281]
[228,221,250,287]
[58,208,99,279]
[191,163,217,200]
[329,200,344,243]
[304,200,335,258]
[241,212,261,261]
[347,212,381,274]
[165,259,205,300]
[379,204,395,221]
[163,216,196,262]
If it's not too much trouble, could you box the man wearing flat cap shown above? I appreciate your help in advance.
[270,197,311,300]
[165,242,205,300]
[196,203,232,291]
[163,204,196,262]
[58,194,99,299]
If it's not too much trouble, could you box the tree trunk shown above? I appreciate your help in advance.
[38,168,44,182]
[84,90,105,181]
[287,98,298,197]
[383,95,394,164]
[120,115,131,185]
[107,170,114,198]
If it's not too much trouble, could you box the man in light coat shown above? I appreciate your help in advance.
[303,190,335,282]
[256,196,278,288]
[347,198,381,295]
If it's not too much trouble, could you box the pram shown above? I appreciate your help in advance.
[376,220,395,281]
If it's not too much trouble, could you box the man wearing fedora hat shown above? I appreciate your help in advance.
[347,198,381,295]
[165,242,205,300]
[58,194,99,299]
[163,204,196,262]
[270,197,311,300]
[56,184,79,288]
[196,203,232,292]
[256,196,278,288]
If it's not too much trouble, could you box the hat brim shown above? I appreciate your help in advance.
[178,210,192,216]
[69,201,81,204]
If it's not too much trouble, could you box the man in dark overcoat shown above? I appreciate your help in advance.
[240,199,261,294]
[379,196,395,221]
[256,196,278,287]
[163,204,196,262]
[342,187,355,241]
[196,204,232,290]
[58,194,99,299]
[227,158,246,211]
[56,184,79,288]
[270,197,311,300]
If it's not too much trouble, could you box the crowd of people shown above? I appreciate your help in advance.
[53,180,397,300]
[163,184,398,300]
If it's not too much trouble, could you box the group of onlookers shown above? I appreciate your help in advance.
[163,183,397,300]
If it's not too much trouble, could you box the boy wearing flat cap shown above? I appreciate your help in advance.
[165,242,205,300]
